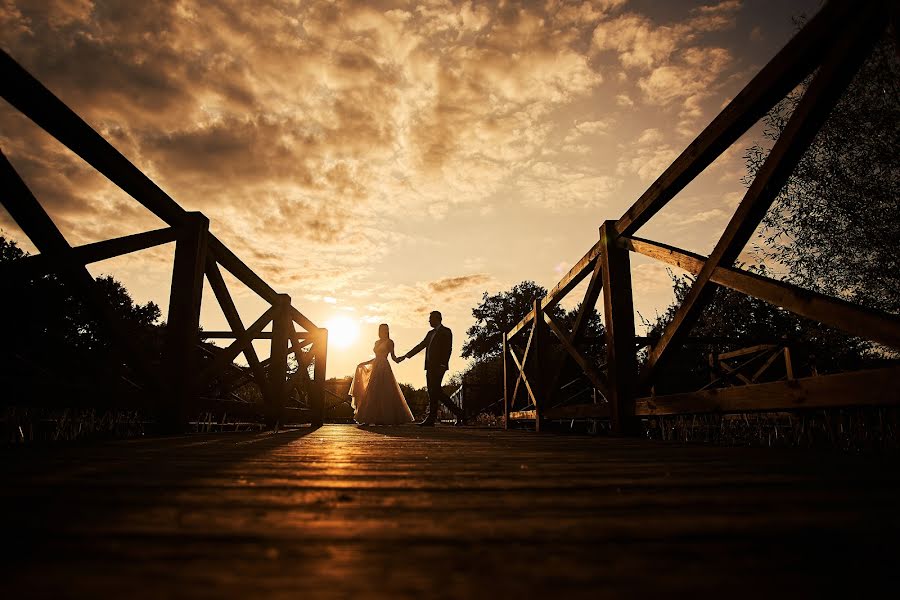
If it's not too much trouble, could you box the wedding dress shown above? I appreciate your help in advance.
[351,338,415,425]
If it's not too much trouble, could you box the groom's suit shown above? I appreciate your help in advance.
[406,325,463,422]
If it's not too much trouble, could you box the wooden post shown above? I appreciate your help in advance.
[599,221,638,435]
[784,346,794,380]
[311,328,328,426]
[502,332,510,430]
[267,293,291,429]
[162,211,209,432]
[533,298,544,432]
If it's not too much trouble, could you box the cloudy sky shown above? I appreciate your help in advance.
[1,0,822,384]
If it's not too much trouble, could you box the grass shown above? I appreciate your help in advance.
[643,408,900,451]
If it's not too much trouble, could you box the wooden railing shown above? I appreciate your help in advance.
[504,0,900,432]
[0,50,326,431]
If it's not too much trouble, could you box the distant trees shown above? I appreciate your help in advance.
[462,281,556,361]
[744,30,900,315]
[0,235,162,382]
[398,382,430,417]
[458,280,605,396]
[463,280,604,362]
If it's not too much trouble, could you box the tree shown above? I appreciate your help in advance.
[641,268,883,393]
[464,280,605,362]
[462,281,556,360]
[744,28,900,315]
[399,382,430,417]
[1,235,162,382]
[459,280,606,407]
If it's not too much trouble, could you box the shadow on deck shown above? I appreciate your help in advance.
[2,424,899,598]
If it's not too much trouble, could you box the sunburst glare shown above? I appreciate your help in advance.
[324,315,360,349]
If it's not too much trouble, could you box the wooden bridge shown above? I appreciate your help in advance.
[3,424,900,597]
[1,47,328,431]
[502,0,900,432]
[2,0,900,595]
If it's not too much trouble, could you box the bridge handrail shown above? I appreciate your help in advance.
[0,49,326,429]
[501,0,900,432]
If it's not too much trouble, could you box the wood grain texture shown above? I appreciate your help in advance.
[620,236,900,350]
[636,366,900,416]
[3,424,898,598]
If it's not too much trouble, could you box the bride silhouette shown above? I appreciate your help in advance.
[350,324,415,425]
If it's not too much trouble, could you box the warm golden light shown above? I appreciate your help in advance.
[324,315,359,349]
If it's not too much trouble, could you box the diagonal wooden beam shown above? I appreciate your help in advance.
[1,50,185,226]
[641,10,883,387]
[284,334,314,396]
[621,236,900,350]
[508,345,538,407]
[570,255,604,344]
[544,254,602,405]
[288,305,319,335]
[1,227,178,283]
[718,344,778,361]
[507,240,602,339]
[716,361,754,386]
[206,236,280,304]
[204,256,267,388]
[544,312,609,397]
[511,316,539,406]
[751,348,785,383]
[614,0,861,236]
[197,307,274,390]
[63,227,178,265]
[544,240,603,312]
[0,151,157,386]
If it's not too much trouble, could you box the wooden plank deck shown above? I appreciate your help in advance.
[2,424,899,598]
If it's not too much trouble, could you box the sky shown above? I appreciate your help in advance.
[0,0,824,385]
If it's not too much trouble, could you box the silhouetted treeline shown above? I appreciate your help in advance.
[0,236,163,388]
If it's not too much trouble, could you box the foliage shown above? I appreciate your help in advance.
[743,29,900,315]
[641,268,885,393]
[463,280,605,363]
[462,281,561,360]
[457,280,606,415]
[399,382,430,417]
[0,235,162,382]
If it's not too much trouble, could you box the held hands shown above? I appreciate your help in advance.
[394,355,406,363]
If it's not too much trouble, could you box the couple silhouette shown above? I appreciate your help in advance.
[350,310,466,426]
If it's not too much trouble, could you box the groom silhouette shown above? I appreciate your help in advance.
[397,310,466,426]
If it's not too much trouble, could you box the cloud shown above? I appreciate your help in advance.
[591,2,740,131]
[359,272,496,329]
[616,93,635,107]
[0,1,608,295]
[616,130,679,182]
[563,118,613,143]
[517,161,622,209]
[428,274,492,295]
[592,14,683,70]
[637,128,664,144]
[0,0,772,342]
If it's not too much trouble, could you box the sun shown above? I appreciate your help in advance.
[323,315,360,349]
